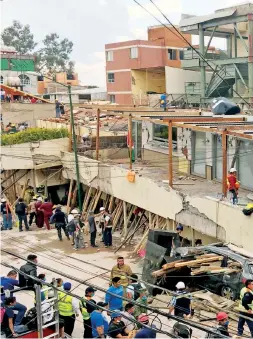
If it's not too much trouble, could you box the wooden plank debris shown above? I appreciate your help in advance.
[174,256,223,268]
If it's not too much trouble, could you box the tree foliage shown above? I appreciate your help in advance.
[36,33,74,73]
[1,21,75,74]
[2,128,69,146]
[1,20,37,54]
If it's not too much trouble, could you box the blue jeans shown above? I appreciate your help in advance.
[14,324,29,333]
[237,312,253,337]
[13,302,27,325]
[3,214,12,229]
[56,108,61,118]
[104,227,112,246]
[18,215,29,230]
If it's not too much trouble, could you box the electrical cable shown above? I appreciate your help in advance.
[132,0,250,107]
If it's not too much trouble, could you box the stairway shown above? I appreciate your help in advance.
[205,65,236,98]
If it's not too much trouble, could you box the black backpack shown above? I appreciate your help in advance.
[15,203,24,214]
[66,219,76,233]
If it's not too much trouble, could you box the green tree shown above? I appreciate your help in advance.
[36,33,74,73]
[1,20,37,54]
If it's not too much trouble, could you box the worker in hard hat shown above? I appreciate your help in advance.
[215,312,231,337]
[168,282,192,318]
[28,196,37,227]
[227,168,240,204]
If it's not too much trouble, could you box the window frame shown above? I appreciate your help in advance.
[152,123,177,146]
[19,74,31,85]
[106,51,113,62]
[168,49,177,60]
[179,50,184,60]
[107,73,115,83]
[130,47,138,59]
[109,94,115,103]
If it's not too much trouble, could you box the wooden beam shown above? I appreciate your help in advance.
[164,117,244,122]
[227,130,253,139]
[222,130,228,197]
[168,120,173,188]
[123,201,128,238]
[66,179,74,214]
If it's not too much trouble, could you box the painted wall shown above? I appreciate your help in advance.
[1,138,69,170]
[1,71,38,94]
[61,152,253,252]
[107,71,132,93]
[165,67,202,94]
[131,69,165,96]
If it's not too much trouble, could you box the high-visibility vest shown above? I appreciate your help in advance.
[58,291,74,316]
[80,299,90,320]
[238,287,253,312]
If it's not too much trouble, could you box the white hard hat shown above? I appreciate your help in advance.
[71,209,80,215]
[1,198,6,203]
[100,207,105,211]
[230,168,236,173]
[176,281,185,289]
[37,197,43,201]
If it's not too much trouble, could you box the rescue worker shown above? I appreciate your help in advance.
[80,287,97,338]
[168,282,192,318]
[111,257,133,288]
[227,168,240,204]
[50,206,70,241]
[58,282,79,336]
[215,312,231,337]
[171,224,183,256]
[237,279,253,337]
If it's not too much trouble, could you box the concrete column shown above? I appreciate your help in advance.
[32,169,37,195]
[191,228,196,246]
[199,26,206,103]
[248,14,253,105]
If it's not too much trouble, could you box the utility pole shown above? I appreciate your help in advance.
[68,85,82,211]
[96,109,100,161]
[128,114,133,170]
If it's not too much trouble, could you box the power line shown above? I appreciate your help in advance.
[132,0,250,107]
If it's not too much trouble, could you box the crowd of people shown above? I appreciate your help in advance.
[1,121,28,134]
[1,252,253,338]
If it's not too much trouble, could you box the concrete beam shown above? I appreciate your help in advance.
[202,15,248,29]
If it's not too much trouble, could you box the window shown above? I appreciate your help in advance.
[153,123,177,145]
[109,94,115,103]
[0,76,3,84]
[106,51,113,61]
[107,73,115,83]
[19,74,31,85]
[168,49,177,60]
[179,50,184,60]
[130,47,138,59]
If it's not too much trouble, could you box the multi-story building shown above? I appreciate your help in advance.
[105,26,206,105]
[0,45,38,94]
[37,72,79,95]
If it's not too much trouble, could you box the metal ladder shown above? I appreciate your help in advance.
[35,284,60,339]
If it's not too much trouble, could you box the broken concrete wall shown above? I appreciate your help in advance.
[61,152,253,251]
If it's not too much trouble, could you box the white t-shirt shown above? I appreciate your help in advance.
[126,282,146,299]
[121,311,135,332]
[105,215,112,228]
[68,214,74,223]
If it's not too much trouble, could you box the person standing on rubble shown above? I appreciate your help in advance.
[1,198,12,230]
[55,99,61,118]
[171,224,183,256]
[88,211,98,247]
[28,196,37,227]
[168,281,192,318]
[237,279,253,337]
[39,198,53,230]
[50,206,70,241]
[104,209,113,247]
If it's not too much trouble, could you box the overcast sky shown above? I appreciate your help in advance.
[1,0,247,87]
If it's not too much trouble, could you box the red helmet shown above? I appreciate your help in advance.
[216,312,228,321]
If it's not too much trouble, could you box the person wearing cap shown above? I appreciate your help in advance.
[227,168,239,204]
[214,312,231,337]
[28,196,37,227]
[1,198,12,230]
[58,282,79,336]
[88,211,98,247]
[108,311,128,338]
[80,287,97,338]
[237,279,253,337]
[133,289,148,320]
[135,314,156,338]
[171,224,183,256]
[105,277,124,311]
[111,257,133,288]
[121,303,135,332]
[168,281,192,318]
[35,197,44,228]
[50,206,70,241]
[90,301,109,338]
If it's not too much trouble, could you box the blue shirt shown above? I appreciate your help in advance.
[0,277,19,302]
[105,285,124,310]
[90,310,109,337]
